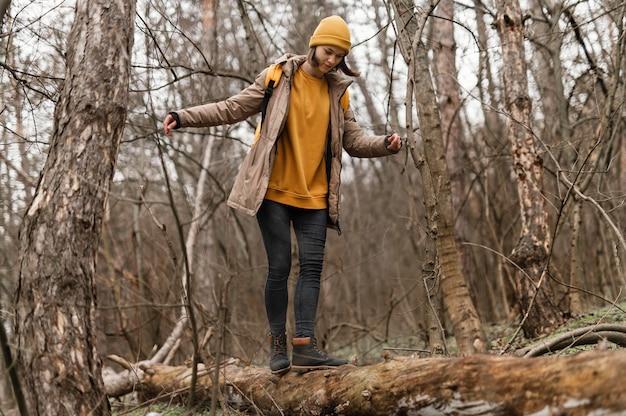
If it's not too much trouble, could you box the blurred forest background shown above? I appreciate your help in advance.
[1,0,625,405]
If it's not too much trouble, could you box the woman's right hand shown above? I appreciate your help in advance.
[163,113,177,136]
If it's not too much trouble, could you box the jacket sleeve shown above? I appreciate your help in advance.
[341,108,395,158]
[174,69,269,128]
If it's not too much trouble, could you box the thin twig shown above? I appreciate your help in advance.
[383,347,431,354]
[154,135,201,408]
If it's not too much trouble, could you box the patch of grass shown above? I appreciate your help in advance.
[111,401,218,416]
[567,300,626,327]
[485,300,626,355]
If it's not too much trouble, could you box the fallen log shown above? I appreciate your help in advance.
[134,349,626,415]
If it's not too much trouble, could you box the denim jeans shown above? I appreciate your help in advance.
[257,199,327,338]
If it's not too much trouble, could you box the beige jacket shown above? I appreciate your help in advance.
[174,54,395,229]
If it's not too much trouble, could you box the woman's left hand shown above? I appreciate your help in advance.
[386,133,403,152]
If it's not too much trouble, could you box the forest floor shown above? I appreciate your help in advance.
[110,300,626,416]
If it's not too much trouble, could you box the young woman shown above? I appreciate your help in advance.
[163,15,402,375]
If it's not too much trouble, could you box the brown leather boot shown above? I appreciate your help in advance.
[291,337,347,371]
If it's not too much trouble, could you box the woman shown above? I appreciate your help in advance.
[163,15,402,375]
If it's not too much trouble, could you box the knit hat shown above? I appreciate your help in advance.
[309,15,351,54]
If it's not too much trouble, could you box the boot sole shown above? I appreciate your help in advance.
[271,365,291,376]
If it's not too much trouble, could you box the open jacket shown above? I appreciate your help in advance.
[173,54,395,229]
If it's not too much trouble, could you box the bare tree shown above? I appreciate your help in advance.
[429,0,483,344]
[388,0,487,355]
[14,0,135,414]
[494,0,563,338]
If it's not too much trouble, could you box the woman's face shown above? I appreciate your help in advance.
[314,45,347,74]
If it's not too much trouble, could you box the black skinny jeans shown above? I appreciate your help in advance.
[256,199,327,338]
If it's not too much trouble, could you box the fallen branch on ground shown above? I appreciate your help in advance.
[516,323,626,357]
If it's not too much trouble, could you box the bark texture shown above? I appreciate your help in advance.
[14,0,136,414]
[132,350,626,415]
[495,0,563,338]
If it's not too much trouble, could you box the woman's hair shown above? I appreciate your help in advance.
[307,47,360,77]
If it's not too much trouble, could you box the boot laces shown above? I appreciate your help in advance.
[272,334,287,358]
[311,337,328,358]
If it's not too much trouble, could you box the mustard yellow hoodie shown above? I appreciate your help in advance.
[265,67,330,209]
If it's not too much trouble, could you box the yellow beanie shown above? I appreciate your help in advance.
[309,15,351,54]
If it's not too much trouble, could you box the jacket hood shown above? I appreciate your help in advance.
[271,53,352,94]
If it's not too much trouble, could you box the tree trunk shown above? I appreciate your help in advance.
[431,0,468,243]
[390,0,487,356]
[404,77,447,355]
[420,158,447,355]
[430,0,486,337]
[568,198,584,314]
[527,0,571,144]
[14,0,135,414]
[495,0,563,338]
[130,350,626,415]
